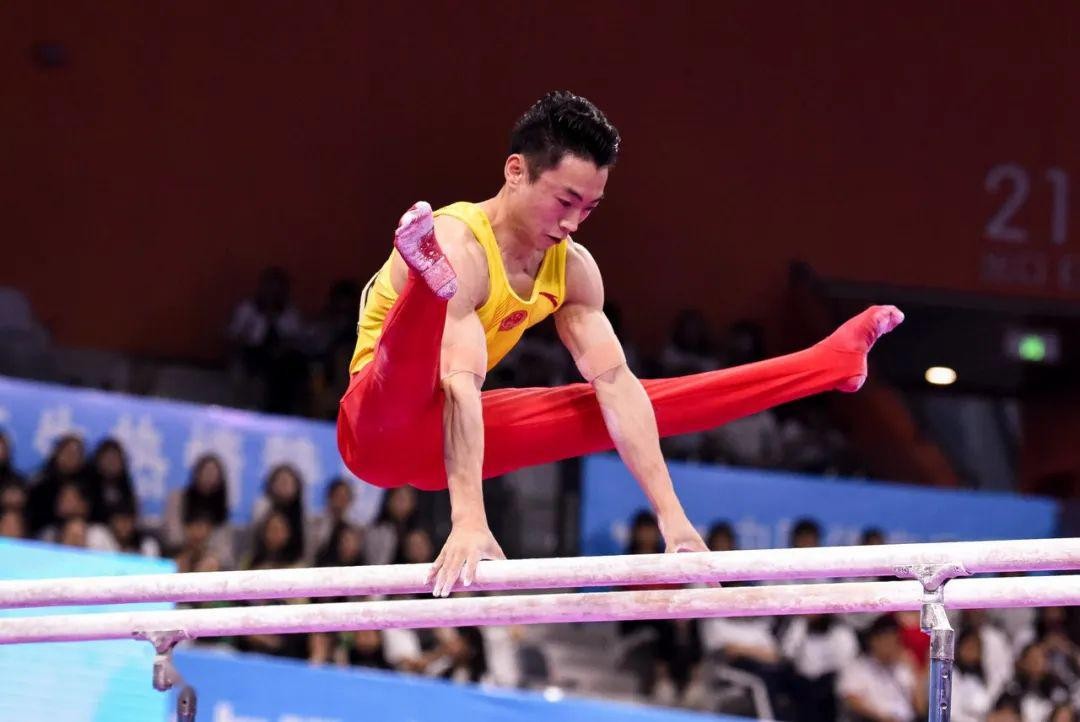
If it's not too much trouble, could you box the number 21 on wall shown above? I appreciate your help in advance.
[985,164,1069,245]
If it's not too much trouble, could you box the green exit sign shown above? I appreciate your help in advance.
[1005,329,1060,364]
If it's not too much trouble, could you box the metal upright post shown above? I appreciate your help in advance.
[923,600,955,722]
[894,561,968,722]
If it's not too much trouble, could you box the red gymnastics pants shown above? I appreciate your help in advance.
[337,273,877,492]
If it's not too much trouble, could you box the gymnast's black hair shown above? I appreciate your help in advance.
[509,91,621,180]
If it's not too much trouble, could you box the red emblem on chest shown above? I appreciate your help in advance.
[539,292,559,307]
[499,310,528,331]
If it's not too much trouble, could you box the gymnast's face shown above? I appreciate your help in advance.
[506,152,607,247]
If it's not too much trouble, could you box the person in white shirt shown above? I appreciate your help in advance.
[781,614,859,721]
[951,626,994,722]
[837,614,925,722]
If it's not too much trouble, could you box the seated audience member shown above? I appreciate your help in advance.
[163,455,235,568]
[315,522,365,568]
[959,609,1015,700]
[227,266,309,414]
[308,477,355,561]
[366,486,420,565]
[780,614,858,722]
[39,481,112,549]
[837,614,924,722]
[104,500,161,557]
[1029,606,1080,690]
[234,511,310,660]
[172,514,219,573]
[951,627,994,722]
[0,431,27,490]
[246,511,303,570]
[996,642,1071,722]
[27,434,87,535]
[658,309,720,461]
[251,464,306,563]
[0,509,25,538]
[338,629,392,671]
[85,438,137,524]
[1048,704,1078,722]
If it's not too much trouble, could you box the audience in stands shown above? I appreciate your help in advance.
[366,486,420,565]
[0,431,26,489]
[1,372,1071,722]
[26,434,87,535]
[836,613,925,722]
[251,464,307,562]
[308,477,356,562]
[227,266,310,414]
[85,438,138,524]
[163,454,235,568]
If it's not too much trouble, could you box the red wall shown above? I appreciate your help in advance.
[6,2,1080,360]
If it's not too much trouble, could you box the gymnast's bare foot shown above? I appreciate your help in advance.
[394,201,458,300]
[820,305,905,392]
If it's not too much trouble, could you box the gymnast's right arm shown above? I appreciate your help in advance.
[426,227,506,598]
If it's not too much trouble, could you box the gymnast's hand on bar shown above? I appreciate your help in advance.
[659,512,708,554]
[428,520,507,597]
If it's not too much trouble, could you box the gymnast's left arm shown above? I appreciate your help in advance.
[555,244,707,554]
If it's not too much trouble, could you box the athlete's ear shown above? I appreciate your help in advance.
[505,154,528,188]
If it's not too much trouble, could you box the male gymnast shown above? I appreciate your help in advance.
[337,91,904,597]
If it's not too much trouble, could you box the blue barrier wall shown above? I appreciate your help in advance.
[0,539,175,722]
[581,454,1060,555]
[174,647,744,722]
[0,376,385,523]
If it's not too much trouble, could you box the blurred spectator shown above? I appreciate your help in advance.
[252,464,306,563]
[233,510,312,658]
[790,518,820,548]
[227,266,310,414]
[366,486,420,565]
[1049,704,1078,722]
[780,614,858,722]
[860,527,886,545]
[1029,606,1080,690]
[618,512,703,703]
[0,509,26,538]
[85,438,137,524]
[603,300,642,375]
[0,431,26,489]
[315,522,365,568]
[57,517,91,548]
[707,521,736,553]
[0,475,27,515]
[173,515,218,573]
[309,280,362,419]
[960,609,1016,700]
[989,695,1019,720]
[163,455,235,567]
[26,434,87,535]
[308,477,355,561]
[708,321,784,467]
[951,626,994,722]
[986,695,1023,722]
[997,642,1071,722]
[103,500,161,557]
[837,614,924,722]
[38,481,113,549]
[393,527,435,566]
[660,309,719,376]
[338,629,392,671]
[247,510,303,570]
[658,310,720,461]
[430,625,488,683]
[381,528,442,673]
